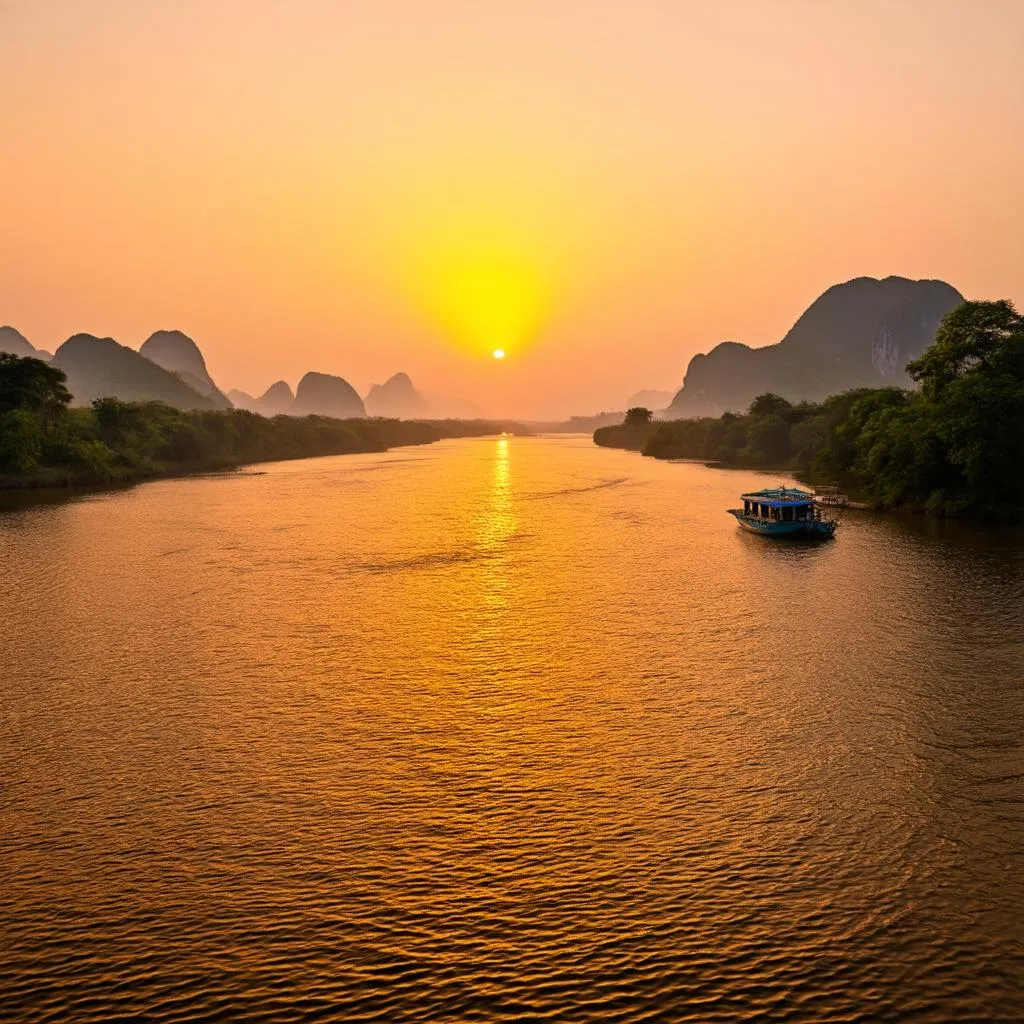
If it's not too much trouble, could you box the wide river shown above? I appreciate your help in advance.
[2,435,1022,1022]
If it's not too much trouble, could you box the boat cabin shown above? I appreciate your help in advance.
[740,487,816,523]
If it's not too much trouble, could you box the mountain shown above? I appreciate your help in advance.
[0,326,40,358]
[365,372,429,418]
[139,330,232,408]
[229,381,295,416]
[255,380,295,415]
[626,389,673,411]
[227,388,258,411]
[667,276,964,417]
[292,371,365,418]
[52,334,218,409]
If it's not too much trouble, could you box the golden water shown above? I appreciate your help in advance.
[2,436,1022,1021]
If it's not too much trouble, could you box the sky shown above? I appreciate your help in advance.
[2,0,1023,418]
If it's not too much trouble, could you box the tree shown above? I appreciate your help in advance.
[748,393,792,419]
[743,413,790,466]
[901,300,1024,516]
[0,354,72,419]
[0,409,44,472]
[907,299,1024,399]
[624,406,653,427]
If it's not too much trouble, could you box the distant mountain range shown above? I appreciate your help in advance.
[667,276,964,417]
[1,326,442,420]
[6,275,962,423]
[52,334,221,410]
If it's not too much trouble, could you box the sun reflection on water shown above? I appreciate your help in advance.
[475,436,516,615]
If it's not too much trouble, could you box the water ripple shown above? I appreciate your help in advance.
[2,437,1022,1022]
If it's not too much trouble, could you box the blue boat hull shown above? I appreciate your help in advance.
[728,510,837,538]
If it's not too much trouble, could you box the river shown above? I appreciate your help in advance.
[2,435,1022,1022]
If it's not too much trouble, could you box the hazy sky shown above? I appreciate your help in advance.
[3,1,1022,417]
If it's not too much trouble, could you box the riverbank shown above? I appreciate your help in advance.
[597,300,1024,522]
[0,394,529,492]
[595,393,1021,522]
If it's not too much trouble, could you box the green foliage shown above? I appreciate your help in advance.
[594,409,658,450]
[0,354,71,418]
[747,393,792,419]
[594,300,1024,521]
[907,299,1024,399]
[0,409,44,472]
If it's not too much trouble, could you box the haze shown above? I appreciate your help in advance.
[3,0,1022,418]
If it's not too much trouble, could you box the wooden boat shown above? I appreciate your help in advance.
[728,487,838,538]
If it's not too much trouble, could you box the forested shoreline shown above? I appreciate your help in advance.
[595,300,1024,522]
[0,355,526,490]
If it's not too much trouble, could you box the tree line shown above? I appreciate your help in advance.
[0,355,524,488]
[594,300,1024,520]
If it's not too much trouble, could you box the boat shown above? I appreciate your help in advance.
[728,487,838,538]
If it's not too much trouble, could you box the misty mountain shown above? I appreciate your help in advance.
[667,276,964,417]
[52,334,219,409]
[626,389,673,411]
[255,381,296,415]
[139,330,232,408]
[228,381,295,416]
[226,388,257,410]
[365,372,429,418]
[425,394,485,419]
[292,371,366,418]
[0,326,42,359]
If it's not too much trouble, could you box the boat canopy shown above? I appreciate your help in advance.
[739,487,815,507]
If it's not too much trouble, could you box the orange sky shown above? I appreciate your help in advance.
[2,1,1022,417]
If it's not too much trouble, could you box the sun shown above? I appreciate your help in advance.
[492,349,506,360]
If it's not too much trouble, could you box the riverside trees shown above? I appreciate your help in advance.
[0,355,467,487]
[594,300,1024,520]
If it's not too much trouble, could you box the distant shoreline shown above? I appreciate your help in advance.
[0,401,531,500]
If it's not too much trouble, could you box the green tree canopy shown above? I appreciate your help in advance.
[0,354,72,417]
[624,407,653,426]
[907,299,1024,399]
[748,393,793,419]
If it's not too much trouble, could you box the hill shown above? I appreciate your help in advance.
[0,326,40,358]
[227,388,257,411]
[52,334,218,409]
[228,380,295,416]
[626,389,673,412]
[139,330,232,408]
[667,276,964,417]
[292,371,365,418]
[365,372,429,418]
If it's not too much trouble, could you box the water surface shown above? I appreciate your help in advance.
[3,436,1022,1022]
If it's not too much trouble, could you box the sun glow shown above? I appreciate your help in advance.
[414,240,553,358]
[370,166,574,361]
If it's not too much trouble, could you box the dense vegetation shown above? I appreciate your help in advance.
[595,300,1024,520]
[0,354,525,489]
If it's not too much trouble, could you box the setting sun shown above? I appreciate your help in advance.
[492,349,506,360]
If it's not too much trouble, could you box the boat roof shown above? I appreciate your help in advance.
[740,487,815,506]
